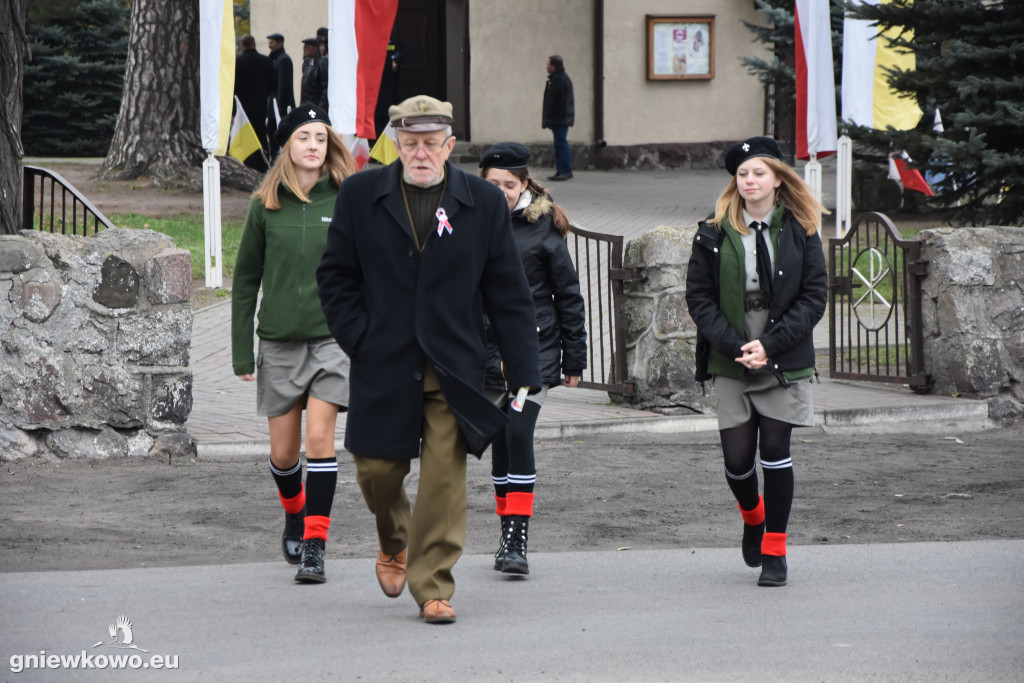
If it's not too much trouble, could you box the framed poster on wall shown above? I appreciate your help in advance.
[646,15,715,80]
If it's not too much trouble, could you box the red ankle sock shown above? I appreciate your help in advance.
[303,515,330,541]
[739,496,765,526]
[494,495,506,516]
[762,532,787,557]
[506,492,534,517]
[279,485,306,515]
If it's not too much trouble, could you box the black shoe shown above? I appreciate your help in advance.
[547,173,573,181]
[501,515,530,575]
[282,508,305,565]
[742,522,764,568]
[294,538,326,583]
[758,555,787,586]
[493,517,511,571]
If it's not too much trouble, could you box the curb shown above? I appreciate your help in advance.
[193,401,993,460]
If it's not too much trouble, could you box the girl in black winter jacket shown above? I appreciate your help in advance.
[479,142,587,576]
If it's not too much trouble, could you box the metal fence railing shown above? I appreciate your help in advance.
[22,165,115,236]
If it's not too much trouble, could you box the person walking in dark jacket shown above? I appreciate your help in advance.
[300,37,329,110]
[232,105,357,584]
[317,96,541,624]
[266,33,295,161]
[542,55,575,181]
[234,35,275,171]
[478,142,587,576]
[685,137,828,588]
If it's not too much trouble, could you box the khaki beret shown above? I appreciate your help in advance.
[389,95,454,132]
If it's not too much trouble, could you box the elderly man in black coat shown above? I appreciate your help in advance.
[317,95,540,625]
[233,35,274,171]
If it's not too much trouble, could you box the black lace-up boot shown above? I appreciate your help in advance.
[294,538,326,583]
[493,516,512,571]
[501,515,530,575]
[282,508,305,565]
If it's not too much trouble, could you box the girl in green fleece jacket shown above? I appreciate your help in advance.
[231,104,356,583]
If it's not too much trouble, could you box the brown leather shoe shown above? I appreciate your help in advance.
[419,599,456,624]
[375,548,407,598]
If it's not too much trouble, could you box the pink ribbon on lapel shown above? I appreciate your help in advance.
[436,208,453,236]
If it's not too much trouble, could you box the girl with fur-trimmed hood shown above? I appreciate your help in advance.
[478,142,587,576]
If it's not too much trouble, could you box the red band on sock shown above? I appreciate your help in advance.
[762,532,787,557]
[505,492,534,517]
[279,484,306,514]
[304,514,330,541]
[739,496,765,526]
[494,495,506,517]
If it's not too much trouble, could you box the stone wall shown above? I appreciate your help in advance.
[0,228,196,460]
[919,227,1024,421]
[619,224,1024,421]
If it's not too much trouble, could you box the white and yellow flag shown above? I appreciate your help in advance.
[228,96,264,163]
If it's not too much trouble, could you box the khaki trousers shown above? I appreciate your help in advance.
[352,365,468,605]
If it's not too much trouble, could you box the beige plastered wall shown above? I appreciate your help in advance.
[250,3,329,106]
[470,0,768,147]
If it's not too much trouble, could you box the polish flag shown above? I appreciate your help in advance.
[890,154,935,196]
[794,0,837,160]
[841,0,922,130]
[328,0,399,140]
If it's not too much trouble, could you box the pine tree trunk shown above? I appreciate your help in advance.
[0,0,29,235]
[101,0,205,189]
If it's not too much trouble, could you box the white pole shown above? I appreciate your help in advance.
[202,151,223,289]
[836,134,853,238]
[804,151,822,214]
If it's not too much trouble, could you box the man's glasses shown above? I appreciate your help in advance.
[398,137,450,153]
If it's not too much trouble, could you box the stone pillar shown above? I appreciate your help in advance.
[619,225,713,414]
[919,226,1024,421]
[0,228,196,460]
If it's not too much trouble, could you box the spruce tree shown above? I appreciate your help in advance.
[22,0,129,157]
[842,0,1023,226]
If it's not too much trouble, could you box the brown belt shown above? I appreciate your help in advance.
[745,296,768,312]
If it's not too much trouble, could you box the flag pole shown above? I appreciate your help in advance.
[836,134,852,238]
[202,151,223,289]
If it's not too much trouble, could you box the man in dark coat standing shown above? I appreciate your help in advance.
[233,35,274,172]
[317,95,540,625]
[266,33,295,161]
[542,54,575,181]
[300,37,329,109]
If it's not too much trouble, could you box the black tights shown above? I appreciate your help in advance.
[720,414,794,534]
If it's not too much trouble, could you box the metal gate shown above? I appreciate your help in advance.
[828,212,930,390]
[567,224,635,397]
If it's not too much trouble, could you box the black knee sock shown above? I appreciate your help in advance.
[506,400,540,496]
[762,463,793,534]
[726,465,761,512]
[491,424,509,501]
[269,458,303,501]
[304,457,337,520]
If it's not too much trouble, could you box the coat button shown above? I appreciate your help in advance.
[407,249,415,258]
[414,371,423,381]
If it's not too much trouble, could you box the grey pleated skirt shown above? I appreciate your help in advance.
[715,293,815,431]
[255,337,350,417]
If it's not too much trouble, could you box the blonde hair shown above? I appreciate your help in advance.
[254,125,357,210]
[480,165,571,236]
[711,157,829,236]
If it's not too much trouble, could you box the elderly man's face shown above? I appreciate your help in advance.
[396,130,454,188]
[268,38,282,51]
[303,44,317,58]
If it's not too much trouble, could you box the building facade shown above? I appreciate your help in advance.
[251,0,769,167]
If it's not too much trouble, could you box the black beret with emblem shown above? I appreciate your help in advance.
[388,95,454,132]
[479,142,531,170]
[275,104,331,147]
[725,136,784,175]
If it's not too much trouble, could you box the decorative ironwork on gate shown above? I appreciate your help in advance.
[828,212,930,390]
[567,224,635,396]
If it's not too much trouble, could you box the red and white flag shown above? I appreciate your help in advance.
[890,153,935,196]
[795,0,838,160]
[328,0,399,140]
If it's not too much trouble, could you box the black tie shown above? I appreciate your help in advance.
[752,221,773,298]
